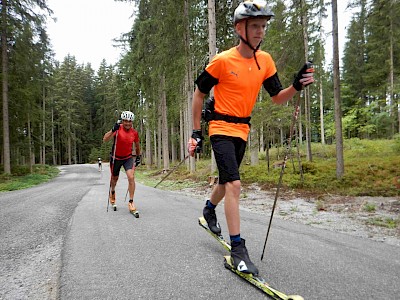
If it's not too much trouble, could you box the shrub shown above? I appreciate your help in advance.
[11,165,30,176]
[301,161,317,175]
[392,134,400,154]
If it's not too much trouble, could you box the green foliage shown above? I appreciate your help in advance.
[3,0,400,175]
[392,134,400,154]
[88,143,110,163]
[0,165,59,192]
[140,139,400,197]
[363,202,376,212]
[366,217,399,229]
[300,161,318,175]
[11,165,30,176]
[343,138,396,158]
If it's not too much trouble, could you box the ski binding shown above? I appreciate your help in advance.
[130,210,139,218]
[198,216,303,300]
[224,256,303,300]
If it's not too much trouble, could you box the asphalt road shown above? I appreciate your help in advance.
[1,164,399,299]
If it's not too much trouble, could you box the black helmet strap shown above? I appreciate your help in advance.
[238,19,262,70]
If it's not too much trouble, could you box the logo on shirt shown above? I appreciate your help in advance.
[230,71,238,78]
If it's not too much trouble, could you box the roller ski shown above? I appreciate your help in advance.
[130,210,139,218]
[129,201,139,218]
[198,216,230,252]
[223,255,303,300]
[198,216,303,300]
[109,192,117,211]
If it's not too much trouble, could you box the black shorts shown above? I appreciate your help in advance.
[210,135,247,184]
[110,157,134,176]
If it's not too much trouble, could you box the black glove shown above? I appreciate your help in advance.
[111,122,120,132]
[293,61,314,91]
[135,155,141,167]
[191,130,204,153]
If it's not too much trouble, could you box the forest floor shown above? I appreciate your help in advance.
[170,181,400,247]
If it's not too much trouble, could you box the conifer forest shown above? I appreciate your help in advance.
[1,0,399,175]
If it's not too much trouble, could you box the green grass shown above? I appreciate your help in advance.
[363,202,376,212]
[0,165,59,192]
[1,139,399,197]
[137,139,400,197]
[366,217,400,229]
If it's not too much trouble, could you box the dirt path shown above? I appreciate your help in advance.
[174,183,400,247]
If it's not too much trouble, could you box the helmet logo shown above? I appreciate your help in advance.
[120,110,135,122]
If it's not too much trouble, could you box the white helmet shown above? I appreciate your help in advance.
[233,0,274,25]
[121,110,134,121]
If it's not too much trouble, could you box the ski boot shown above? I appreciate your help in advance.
[230,238,259,276]
[203,200,221,234]
[128,200,139,218]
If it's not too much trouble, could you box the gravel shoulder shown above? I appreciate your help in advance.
[173,183,400,247]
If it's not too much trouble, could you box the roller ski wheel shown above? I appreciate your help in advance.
[112,204,117,211]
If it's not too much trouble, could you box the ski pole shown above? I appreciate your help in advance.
[154,155,189,188]
[260,92,303,261]
[106,182,111,212]
[124,188,128,202]
[107,118,120,212]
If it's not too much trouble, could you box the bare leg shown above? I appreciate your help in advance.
[110,175,118,191]
[210,183,226,205]
[126,169,136,210]
[224,180,241,236]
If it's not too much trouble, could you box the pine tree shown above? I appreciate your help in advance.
[1,0,52,173]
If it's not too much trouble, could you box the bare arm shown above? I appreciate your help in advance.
[103,130,114,142]
[271,85,298,105]
[192,88,206,130]
[135,142,140,156]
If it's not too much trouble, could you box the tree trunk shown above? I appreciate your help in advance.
[318,0,325,144]
[250,127,259,165]
[388,12,395,136]
[171,124,176,163]
[332,0,344,178]
[157,118,162,169]
[300,0,312,162]
[51,107,56,165]
[73,133,77,164]
[161,74,169,171]
[42,74,46,164]
[251,93,262,165]
[179,108,185,161]
[184,0,195,173]
[208,0,217,174]
[27,113,33,173]
[145,101,152,167]
[298,106,303,144]
[154,130,158,167]
[319,78,325,144]
[67,117,72,165]
[1,0,11,174]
